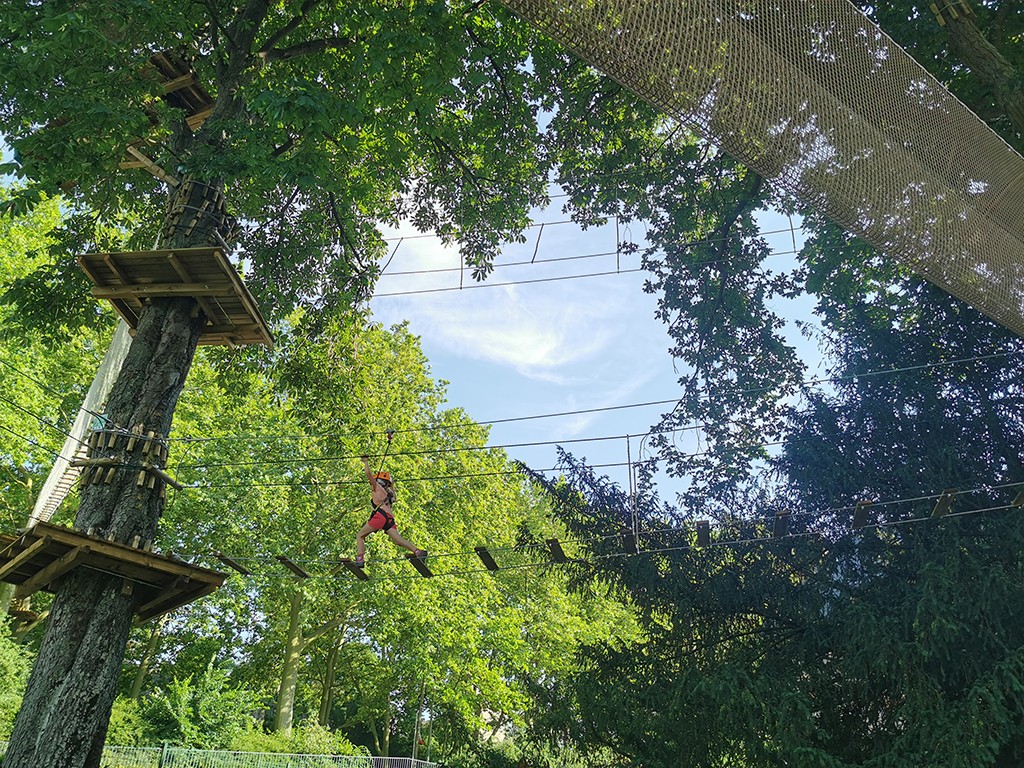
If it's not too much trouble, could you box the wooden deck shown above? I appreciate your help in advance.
[77,247,273,348]
[0,521,226,623]
[119,50,215,183]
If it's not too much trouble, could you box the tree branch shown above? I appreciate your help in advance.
[261,36,354,62]
[305,613,347,645]
[258,0,322,55]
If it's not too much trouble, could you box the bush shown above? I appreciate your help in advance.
[229,721,367,756]
[0,626,32,739]
[105,696,147,746]
[140,660,261,749]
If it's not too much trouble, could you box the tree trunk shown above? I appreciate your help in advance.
[130,616,167,699]
[318,633,342,726]
[274,590,305,736]
[4,176,227,768]
[381,708,391,757]
[941,9,1024,136]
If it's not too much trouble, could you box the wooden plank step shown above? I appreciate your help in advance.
[339,558,369,581]
[474,546,499,571]
[405,552,433,577]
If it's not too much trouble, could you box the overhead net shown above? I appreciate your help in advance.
[499,0,1024,337]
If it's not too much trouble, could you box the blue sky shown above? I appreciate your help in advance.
[370,206,814,506]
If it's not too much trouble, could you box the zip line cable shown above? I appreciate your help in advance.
[374,265,647,298]
[377,222,804,273]
[0,393,92,454]
[159,349,1019,446]
[369,246,804,298]
[0,422,63,462]
[0,358,131,437]
[182,481,1024,585]
[170,427,693,471]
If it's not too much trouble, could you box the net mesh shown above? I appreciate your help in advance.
[499,0,1024,337]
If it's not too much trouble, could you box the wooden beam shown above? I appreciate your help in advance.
[474,546,499,571]
[136,575,191,616]
[92,283,229,299]
[76,256,106,287]
[275,555,309,579]
[546,538,569,563]
[695,520,710,547]
[339,558,369,581]
[144,463,183,491]
[852,500,873,529]
[772,510,790,538]
[405,552,433,578]
[165,251,194,283]
[0,536,51,582]
[932,489,957,518]
[202,323,266,336]
[121,145,179,186]
[136,581,219,623]
[186,106,213,131]
[161,73,196,94]
[102,254,131,285]
[14,545,91,599]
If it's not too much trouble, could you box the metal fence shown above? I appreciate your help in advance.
[0,743,439,768]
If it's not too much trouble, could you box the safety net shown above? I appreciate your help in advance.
[499,0,1024,337]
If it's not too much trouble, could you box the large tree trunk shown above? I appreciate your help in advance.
[318,632,342,726]
[4,177,228,768]
[130,616,167,699]
[275,590,305,736]
[940,7,1024,136]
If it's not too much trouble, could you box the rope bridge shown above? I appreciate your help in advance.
[499,0,1024,337]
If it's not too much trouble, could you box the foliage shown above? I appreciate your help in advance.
[104,697,146,748]
[229,722,365,756]
[0,623,31,740]
[0,190,115,526]
[103,307,636,758]
[140,661,261,749]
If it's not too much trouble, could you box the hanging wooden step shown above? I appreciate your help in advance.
[0,521,225,623]
[77,247,273,348]
[406,552,433,577]
[474,546,500,571]
[339,558,369,581]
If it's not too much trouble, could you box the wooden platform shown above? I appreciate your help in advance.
[0,521,226,623]
[149,50,214,132]
[119,51,215,183]
[78,247,273,347]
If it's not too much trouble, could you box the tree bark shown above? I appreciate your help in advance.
[941,9,1024,136]
[275,590,304,736]
[4,176,227,768]
[129,616,167,699]
[318,633,341,726]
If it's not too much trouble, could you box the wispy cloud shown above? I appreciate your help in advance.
[373,228,631,382]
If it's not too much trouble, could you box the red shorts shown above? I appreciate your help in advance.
[368,508,395,532]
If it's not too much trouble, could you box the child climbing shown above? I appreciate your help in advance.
[354,453,426,567]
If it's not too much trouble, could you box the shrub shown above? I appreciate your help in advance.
[141,660,261,749]
[229,721,367,756]
[0,626,32,739]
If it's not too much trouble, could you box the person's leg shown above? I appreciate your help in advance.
[385,527,424,555]
[355,522,375,562]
